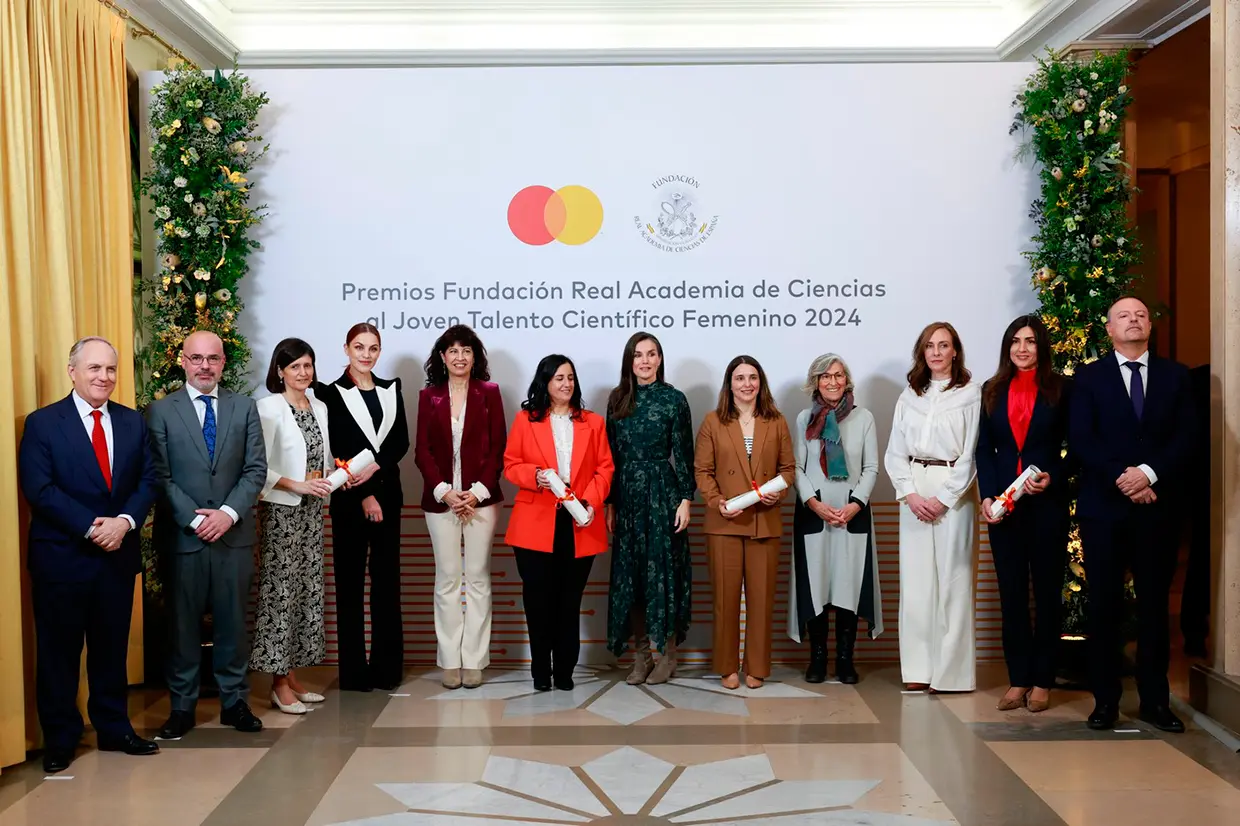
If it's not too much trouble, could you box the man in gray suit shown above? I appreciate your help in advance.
[147,330,267,738]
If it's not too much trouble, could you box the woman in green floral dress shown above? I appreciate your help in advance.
[605,332,696,685]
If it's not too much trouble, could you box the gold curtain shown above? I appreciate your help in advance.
[0,0,135,770]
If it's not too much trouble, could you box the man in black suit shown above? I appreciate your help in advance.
[1070,296,1196,732]
[18,337,161,773]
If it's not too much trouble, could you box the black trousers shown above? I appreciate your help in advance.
[1180,490,1210,645]
[330,490,405,688]
[1081,509,1178,707]
[988,498,1068,688]
[32,564,136,750]
[514,509,594,683]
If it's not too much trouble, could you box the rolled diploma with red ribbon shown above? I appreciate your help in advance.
[543,471,591,526]
[327,449,376,492]
[724,475,788,512]
[988,464,1042,519]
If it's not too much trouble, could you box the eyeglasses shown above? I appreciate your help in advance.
[820,373,847,385]
[185,354,223,366]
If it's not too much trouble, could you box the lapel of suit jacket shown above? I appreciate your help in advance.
[1143,357,1168,424]
[173,389,212,466]
[569,415,589,488]
[725,418,754,483]
[57,396,110,492]
[109,405,132,485]
[751,416,770,477]
[463,381,486,444]
[992,384,1013,447]
[375,382,398,448]
[212,389,235,467]
[1105,355,1142,428]
[338,383,381,450]
[533,415,558,475]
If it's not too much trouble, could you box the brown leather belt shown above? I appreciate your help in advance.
[910,457,957,468]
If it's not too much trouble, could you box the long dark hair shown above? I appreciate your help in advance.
[265,338,315,393]
[522,354,584,422]
[907,321,971,395]
[607,331,665,420]
[982,314,1063,414]
[715,355,780,423]
[424,324,491,386]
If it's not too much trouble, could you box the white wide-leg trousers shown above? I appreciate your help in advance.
[425,505,498,670]
[898,464,977,692]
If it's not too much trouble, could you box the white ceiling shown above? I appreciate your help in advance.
[126,0,1209,68]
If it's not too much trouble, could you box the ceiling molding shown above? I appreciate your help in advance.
[127,0,240,67]
[131,0,1209,67]
[235,45,1001,68]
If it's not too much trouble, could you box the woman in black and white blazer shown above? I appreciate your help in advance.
[253,338,334,713]
[315,322,410,692]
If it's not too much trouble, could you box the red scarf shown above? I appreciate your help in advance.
[1007,369,1037,472]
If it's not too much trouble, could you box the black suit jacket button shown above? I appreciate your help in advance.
[207,500,215,505]
[211,470,216,476]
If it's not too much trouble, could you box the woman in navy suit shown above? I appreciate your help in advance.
[314,322,410,691]
[415,325,507,690]
[976,314,1071,713]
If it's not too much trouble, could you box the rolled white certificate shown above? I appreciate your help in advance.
[989,464,1042,519]
[724,475,789,512]
[327,449,377,492]
[544,471,591,526]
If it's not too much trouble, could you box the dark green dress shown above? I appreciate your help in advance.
[606,381,696,655]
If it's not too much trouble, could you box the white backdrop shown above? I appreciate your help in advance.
[218,63,1038,666]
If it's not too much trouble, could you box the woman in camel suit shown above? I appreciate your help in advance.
[694,355,796,689]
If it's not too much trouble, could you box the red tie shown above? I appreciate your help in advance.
[91,410,112,490]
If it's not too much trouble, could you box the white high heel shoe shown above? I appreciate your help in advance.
[271,691,307,715]
[294,691,326,703]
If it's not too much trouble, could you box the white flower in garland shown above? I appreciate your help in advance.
[176,227,191,238]
[1071,99,1086,112]
[193,268,210,281]
[183,193,194,203]
[174,176,188,188]
[155,206,171,219]
[195,224,210,237]
[192,202,206,217]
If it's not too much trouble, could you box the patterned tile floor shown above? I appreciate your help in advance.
[1,663,1238,826]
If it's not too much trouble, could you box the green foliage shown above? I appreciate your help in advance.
[137,65,269,406]
[1012,50,1143,637]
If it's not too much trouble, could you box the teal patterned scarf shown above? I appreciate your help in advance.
[806,392,854,481]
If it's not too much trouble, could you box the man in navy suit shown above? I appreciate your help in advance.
[1070,297,1196,733]
[18,337,161,773]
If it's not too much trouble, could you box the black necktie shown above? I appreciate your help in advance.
[1124,361,1144,420]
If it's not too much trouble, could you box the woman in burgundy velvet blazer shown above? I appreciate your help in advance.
[414,325,507,690]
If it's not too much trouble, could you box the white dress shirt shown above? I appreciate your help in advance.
[71,391,135,535]
[883,379,982,510]
[1114,350,1158,485]
[550,413,574,483]
[185,384,239,527]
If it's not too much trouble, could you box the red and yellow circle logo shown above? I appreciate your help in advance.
[507,185,603,246]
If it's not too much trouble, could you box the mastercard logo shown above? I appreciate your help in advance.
[507,185,603,246]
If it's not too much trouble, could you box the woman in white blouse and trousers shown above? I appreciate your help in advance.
[884,322,982,693]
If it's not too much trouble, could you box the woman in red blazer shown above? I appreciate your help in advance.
[415,325,507,691]
[504,354,614,692]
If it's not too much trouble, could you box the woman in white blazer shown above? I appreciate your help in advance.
[250,338,334,714]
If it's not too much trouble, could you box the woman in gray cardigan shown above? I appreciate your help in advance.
[788,353,884,684]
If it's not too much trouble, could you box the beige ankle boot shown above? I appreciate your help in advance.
[647,639,677,685]
[627,637,653,685]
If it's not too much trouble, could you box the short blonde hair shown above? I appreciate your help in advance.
[802,353,854,398]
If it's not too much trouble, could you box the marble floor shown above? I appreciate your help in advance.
[1,663,1238,826]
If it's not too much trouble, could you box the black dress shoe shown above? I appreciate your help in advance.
[99,733,160,756]
[157,711,196,740]
[533,676,552,692]
[554,676,575,691]
[1139,705,1186,733]
[1087,702,1118,730]
[220,700,264,732]
[42,748,74,774]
